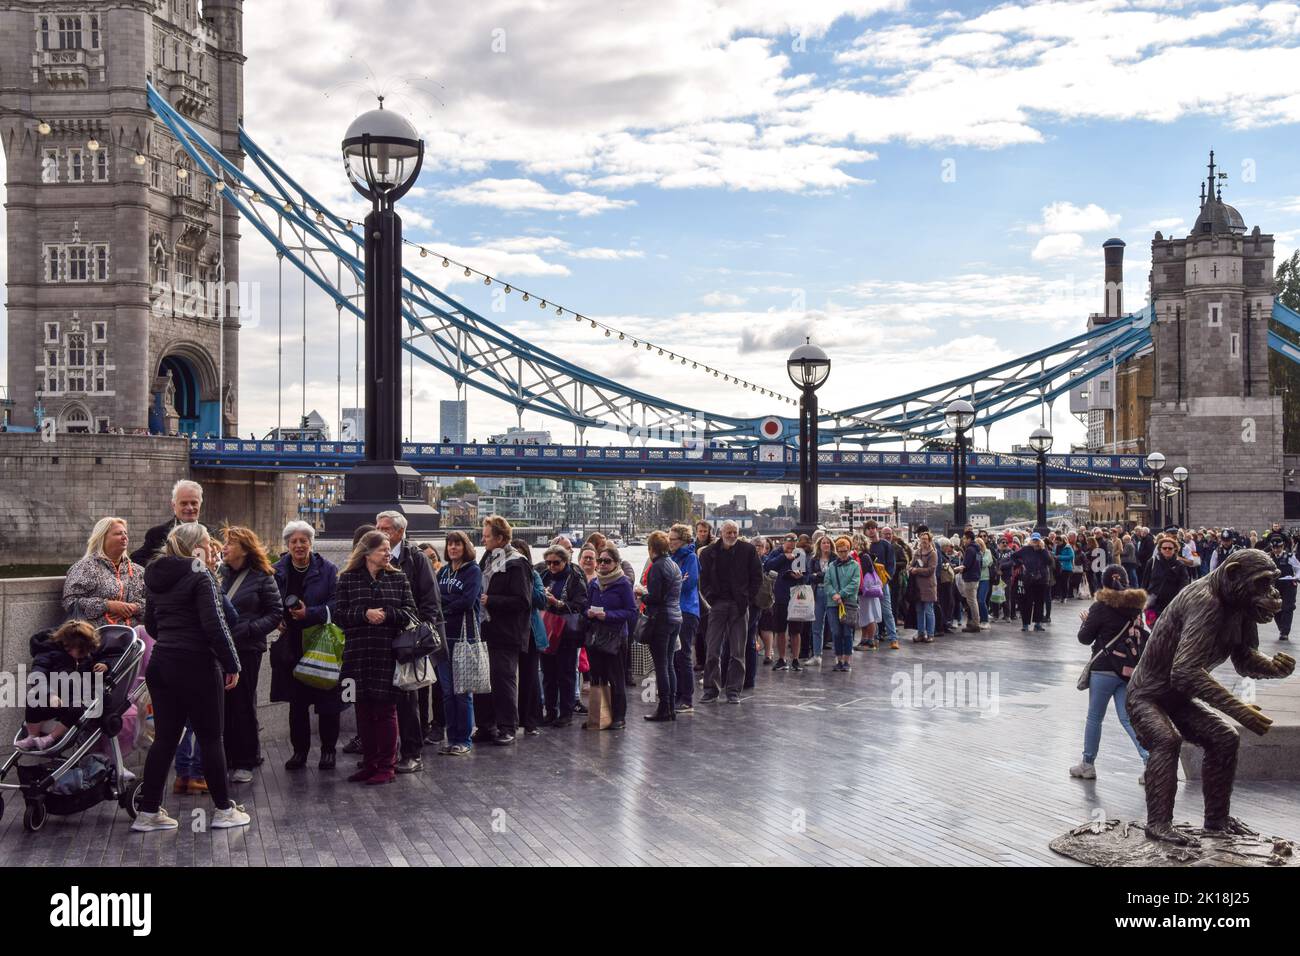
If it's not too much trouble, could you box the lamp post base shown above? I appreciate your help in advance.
[321,460,440,538]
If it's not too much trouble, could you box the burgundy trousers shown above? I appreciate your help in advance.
[355,700,398,779]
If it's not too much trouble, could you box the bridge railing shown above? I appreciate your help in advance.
[190,438,1144,474]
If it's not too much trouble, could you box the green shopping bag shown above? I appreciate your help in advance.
[293,609,346,690]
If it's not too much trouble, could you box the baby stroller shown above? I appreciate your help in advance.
[0,624,147,832]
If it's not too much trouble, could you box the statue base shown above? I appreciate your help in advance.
[1050,819,1296,867]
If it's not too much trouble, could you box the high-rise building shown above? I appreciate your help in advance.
[439,399,467,443]
[340,407,364,442]
[2,1,245,435]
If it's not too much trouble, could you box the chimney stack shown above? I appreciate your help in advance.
[1102,238,1125,320]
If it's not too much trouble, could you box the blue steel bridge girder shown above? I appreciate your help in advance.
[150,84,1180,463]
[189,438,1148,491]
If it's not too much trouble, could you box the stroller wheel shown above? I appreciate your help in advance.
[120,780,143,820]
[23,800,47,833]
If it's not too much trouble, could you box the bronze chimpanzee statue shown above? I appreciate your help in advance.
[1127,549,1295,847]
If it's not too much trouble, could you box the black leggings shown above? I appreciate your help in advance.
[139,649,232,813]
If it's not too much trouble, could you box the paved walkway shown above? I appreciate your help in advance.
[2,603,1296,866]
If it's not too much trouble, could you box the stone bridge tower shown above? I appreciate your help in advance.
[1,0,243,435]
[1146,151,1281,528]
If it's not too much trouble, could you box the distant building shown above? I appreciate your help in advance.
[489,426,552,445]
[439,399,467,443]
[341,407,364,442]
[267,409,329,441]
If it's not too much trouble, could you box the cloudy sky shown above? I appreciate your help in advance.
[6,0,1300,510]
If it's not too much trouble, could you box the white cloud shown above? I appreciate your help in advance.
[1028,201,1121,234]
[1146,216,1185,232]
[1031,233,1086,260]
[701,291,748,306]
[440,178,634,217]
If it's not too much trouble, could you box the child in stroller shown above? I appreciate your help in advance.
[18,621,124,751]
[1,623,146,832]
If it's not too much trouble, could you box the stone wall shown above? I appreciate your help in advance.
[1148,395,1285,529]
[0,433,190,564]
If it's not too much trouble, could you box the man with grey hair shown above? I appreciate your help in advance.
[131,479,216,565]
[376,510,445,773]
[697,520,762,703]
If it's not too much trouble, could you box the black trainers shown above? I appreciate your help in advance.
[772,659,787,671]
[700,690,720,703]
[726,692,741,704]
[789,658,802,672]
[395,757,423,774]
[342,735,363,755]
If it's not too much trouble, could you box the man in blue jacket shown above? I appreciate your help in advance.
[668,524,701,713]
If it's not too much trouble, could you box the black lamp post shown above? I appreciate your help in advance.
[944,399,975,532]
[787,340,830,535]
[33,384,45,431]
[324,99,439,535]
[1173,466,1189,528]
[842,495,853,534]
[1146,451,1166,529]
[1029,426,1053,536]
[1161,477,1177,531]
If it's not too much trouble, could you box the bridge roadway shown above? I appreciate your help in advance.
[189,438,1147,489]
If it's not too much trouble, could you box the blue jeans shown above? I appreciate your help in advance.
[977,580,990,623]
[174,725,202,778]
[436,655,475,747]
[674,612,699,706]
[830,611,857,656]
[1082,671,1148,764]
[878,587,897,641]
[917,601,936,638]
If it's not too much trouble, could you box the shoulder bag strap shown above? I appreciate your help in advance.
[226,568,251,602]
[1086,613,1140,672]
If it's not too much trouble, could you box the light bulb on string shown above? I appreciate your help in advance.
[282,200,293,213]
[504,285,511,294]
[420,248,428,258]
[618,333,624,340]
[37,120,51,135]
[556,306,563,315]
[605,330,611,337]
[441,258,449,267]
[464,267,471,277]
[176,167,189,180]
[316,211,326,224]
[87,138,100,152]
[484,276,492,285]
[540,300,547,309]
[133,153,147,166]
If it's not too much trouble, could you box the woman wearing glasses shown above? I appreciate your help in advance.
[1145,535,1190,624]
[583,547,637,730]
[540,544,590,727]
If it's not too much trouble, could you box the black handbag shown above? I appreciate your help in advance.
[587,620,624,656]
[393,610,443,664]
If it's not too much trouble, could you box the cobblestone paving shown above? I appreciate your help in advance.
[2,606,1295,866]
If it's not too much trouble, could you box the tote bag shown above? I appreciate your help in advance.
[293,608,346,690]
[452,614,492,695]
[787,584,816,621]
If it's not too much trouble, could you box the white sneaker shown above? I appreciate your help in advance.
[810,656,822,666]
[131,809,179,832]
[231,769,254,784]
[1069,761,1097,779]
[211,803,251,829]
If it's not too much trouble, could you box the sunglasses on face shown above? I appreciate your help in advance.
[598,557,615,564]
[545,559,563,567]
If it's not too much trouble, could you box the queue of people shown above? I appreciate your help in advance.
[24,475,1299,836]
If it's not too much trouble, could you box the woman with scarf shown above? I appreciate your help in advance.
[910,531,939,643]
[637,531,682,722]
[473,515,533,746]
[584,546,637,730]
[540,543,589,727]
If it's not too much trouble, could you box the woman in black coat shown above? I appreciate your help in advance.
[219,526,283,782]
[337,530,416,785]
[473,515,533,746]
[637,530,682,722]
[133,522,248,832]
[1070,564,1149,780]
[271,522,342,770]
[540,544,590,727]
[1147,536,1191,619]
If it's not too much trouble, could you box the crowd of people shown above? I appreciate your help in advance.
[18,475,1299,834]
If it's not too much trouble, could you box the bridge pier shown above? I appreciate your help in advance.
[197,468,303,550]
